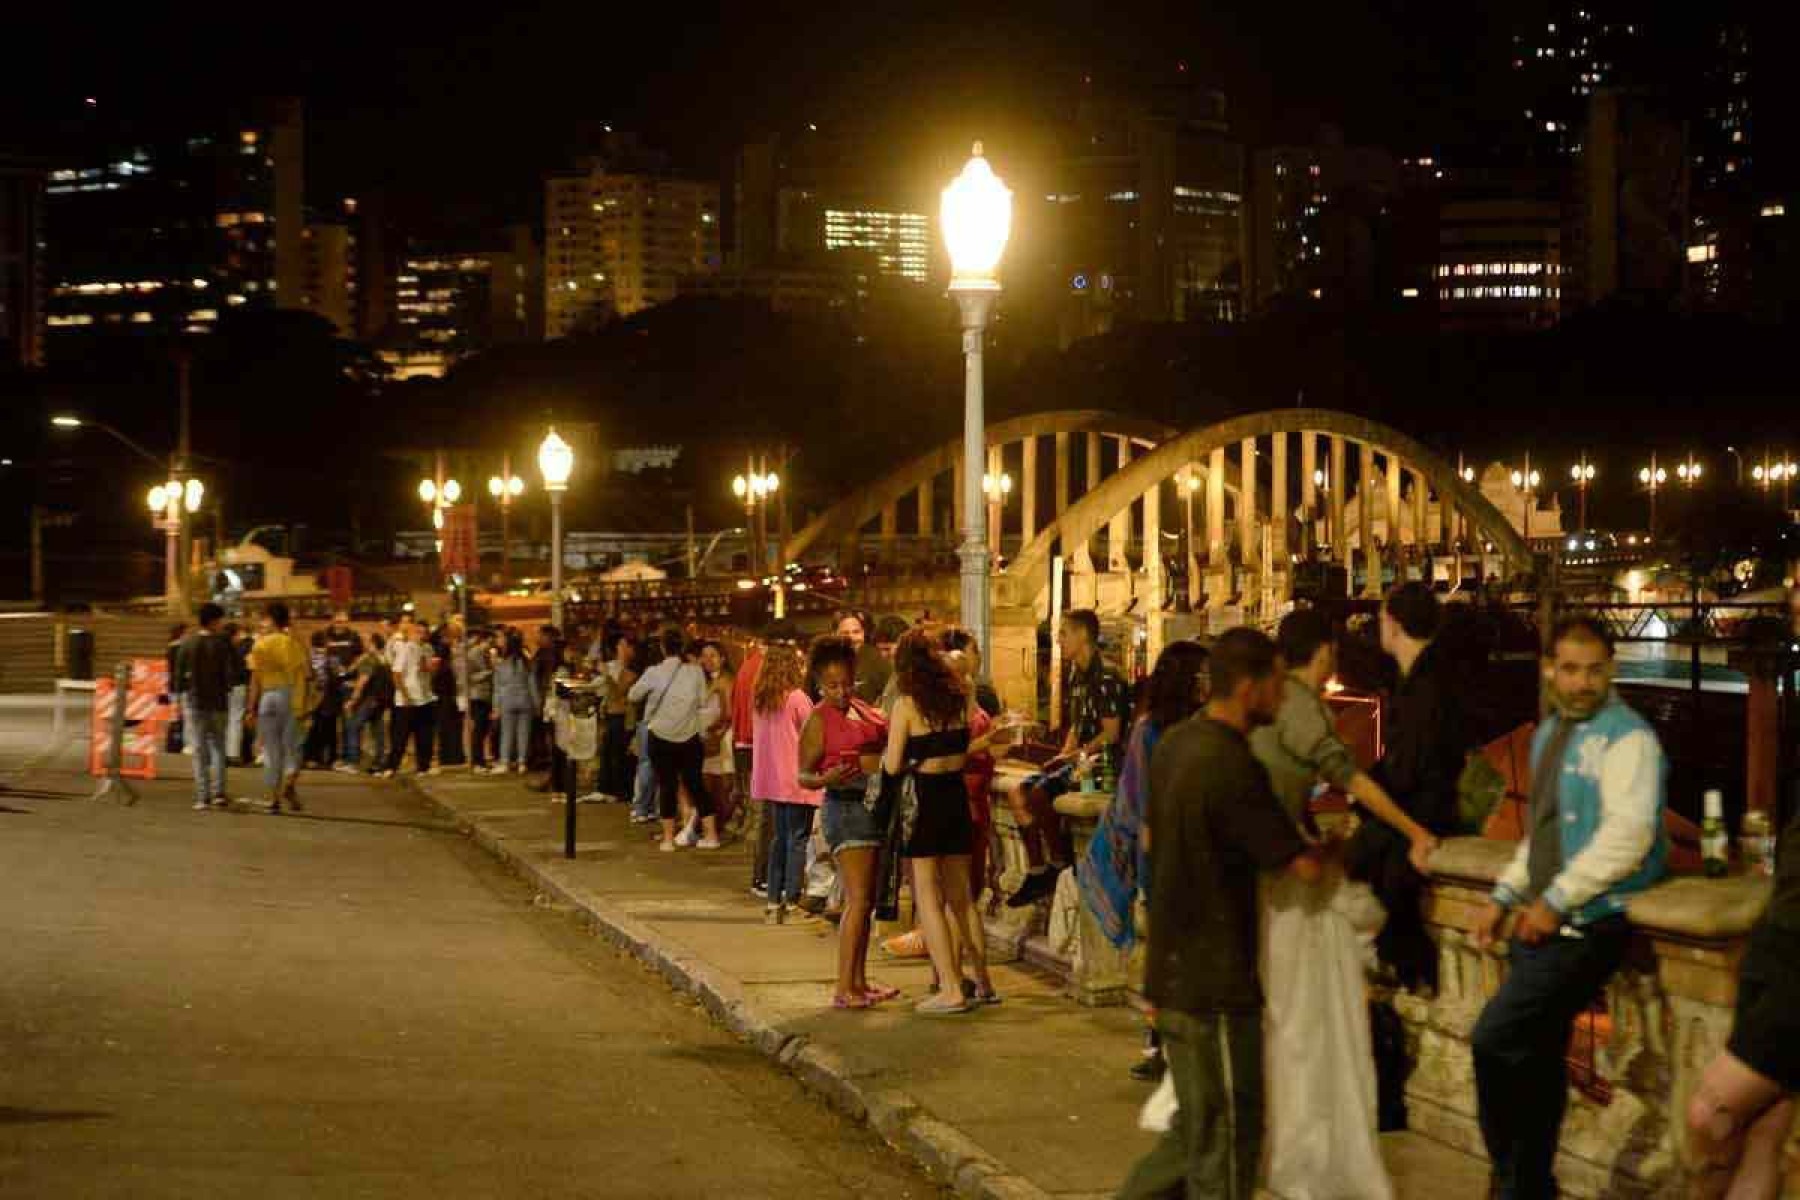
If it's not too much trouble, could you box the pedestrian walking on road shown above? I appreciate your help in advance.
[597,633,638,798]
[247,601,309,814]
[797,635,890,1008]
[1118,628,1328,1200]
[1468,617,1666,1200]
[630,628,718,852]
[342,633,394,775]
[302,629,343,769]
[748,644,818,923]
[387,620,437,775]
[493,630,539,773]
[173,602,236,810]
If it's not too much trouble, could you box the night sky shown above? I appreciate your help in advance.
[5,1,1670,230]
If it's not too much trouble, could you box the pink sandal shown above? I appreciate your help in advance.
[863,982,901,1003]
[832,992,874,1010]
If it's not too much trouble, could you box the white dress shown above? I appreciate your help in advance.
[1260,868,1394,1200]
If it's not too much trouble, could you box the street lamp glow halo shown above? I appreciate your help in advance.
[51,415,83,429]
[442,478,462,504]
[489,476,504,498]
[537,428,574,492]
[941,142,1013,291]
[418,479,437,503]
[509,476,525,497]
[147,485,166,512]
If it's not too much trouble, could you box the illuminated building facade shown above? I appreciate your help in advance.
[1508,3,1652,161]
[733,135,933,286]
[1040,86,1245,337]
[545,146,719,336]
[387,227,540,375]
[0,157,46,367]
[1435,200,1565,331]
[1243,133,1398,315]
[41,98,305,352]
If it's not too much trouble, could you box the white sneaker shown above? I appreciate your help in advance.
[696,838,722,850]
[332,762,360,775]
[426,766,442,776]
[577,792,607,805]
[192,798,210,811]
[658,840,676,853]
[674,826,698,848]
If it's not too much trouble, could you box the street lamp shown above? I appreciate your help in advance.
[732,458,780,576]
[1675,456,1704,486]
[488,456,527,583]
[1179,469,1202,608]
[1569,456,1597,531]
[538,427,574,629]
[942,140,1012,662]
[1638,455,1668,540]
[1753,456,1797,509]
[1312,468,1333,555]
[983,470,1013,564]
[1510,456,1541,545]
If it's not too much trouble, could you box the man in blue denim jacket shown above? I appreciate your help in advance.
[1469,615,1667,1200]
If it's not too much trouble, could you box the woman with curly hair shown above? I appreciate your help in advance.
[798,635,892,1008]
[749,643,818,921]
[883,629,985,1014]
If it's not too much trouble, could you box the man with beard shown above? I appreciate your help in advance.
[1469,616,1667,1200]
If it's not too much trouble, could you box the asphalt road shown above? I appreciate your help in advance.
[0,748,937,1199]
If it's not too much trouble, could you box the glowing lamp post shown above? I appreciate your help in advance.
[148,476,204,616]
[983,470,1013,563]
[488,456,527,583]
[1510,456,1541,546]
[942,141,1012,661]
[1753,456,1797,509]
[1569,456,1596,531]
[1638,456,1668,540]
[1180,469,1203,609]
[732,459,779,576]
[538,428,574,629]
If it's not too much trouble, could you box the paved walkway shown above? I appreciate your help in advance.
[412,769,1491,1200]
[0,757,937,1199]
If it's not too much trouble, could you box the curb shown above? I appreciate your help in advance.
[412,781,1054,1200]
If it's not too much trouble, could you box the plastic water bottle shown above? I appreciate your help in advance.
[1702,790,1730,879]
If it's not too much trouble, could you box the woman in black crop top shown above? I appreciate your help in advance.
[882,630,990,1014]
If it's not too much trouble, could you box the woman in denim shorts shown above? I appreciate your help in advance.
[798,636,892,1009]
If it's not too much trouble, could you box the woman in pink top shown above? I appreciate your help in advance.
[750,645,819,923]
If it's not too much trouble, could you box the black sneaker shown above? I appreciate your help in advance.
[1130,1051,1166,1082]
[1005,869,1057,909]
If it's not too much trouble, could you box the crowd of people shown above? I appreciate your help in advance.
[167,586,1800,1197]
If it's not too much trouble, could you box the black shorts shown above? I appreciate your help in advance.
[1726,924,1800,1092]
[902,771,973,859]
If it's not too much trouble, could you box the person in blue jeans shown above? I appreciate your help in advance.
[493,630,539,773]
[247,601,309,814]
[1468,617,1667,1200]
[342,633,394,775]
[172,602,236,810]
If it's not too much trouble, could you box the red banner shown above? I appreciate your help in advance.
[441,507,478,579]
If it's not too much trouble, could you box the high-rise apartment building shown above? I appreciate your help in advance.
[0,157,46,368]
[297,218,354,334]
[1243,132,1398,315]
[544,147,719,337]
[1508,3,1654,160]
[391,226,540,374]
[41,98,305,351]
[734,135,932,285]
[1029,83,1244,342]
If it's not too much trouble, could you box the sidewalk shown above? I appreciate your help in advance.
[410,770,1488,1200]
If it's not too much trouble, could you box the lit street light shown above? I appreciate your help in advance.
[1675,456,1704,486]
[942,140,1012,664]
[488,456,527,583]
[983,470,1013,563]
[732,457,780,577]
[538,427,574,629]
[1180,469,1202,609]
[1510,455,1541,545]
[1753,455,1797,509]
[1569,455,1596,531]
[54,412,199,615]
[1638,455,1668,540]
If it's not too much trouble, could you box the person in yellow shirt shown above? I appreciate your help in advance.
[247,601,310,813]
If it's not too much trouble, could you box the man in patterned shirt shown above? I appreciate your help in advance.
[1006,609,1134,908]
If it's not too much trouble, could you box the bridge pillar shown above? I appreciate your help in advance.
[1360,443,1380,597]
[1271,432,1289,563]
[991,604,1040,720]
[1108,436,1133,571]
[1073,433,1101,575]
[1386,453,1404,552]
[918,474,934,540]
[1055,432,1071,514]
[1142,477,1163,615]
[1329,436,1348,576]
[881,501,898,564]
[1238,438,1258,568]
[1022,436,1039,546]
[987,445,1004,561]
[1410,469,1428,552]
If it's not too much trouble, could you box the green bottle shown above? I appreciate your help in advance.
[1701,789,1729,879]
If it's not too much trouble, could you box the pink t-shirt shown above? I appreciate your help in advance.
[750,689,823,806]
